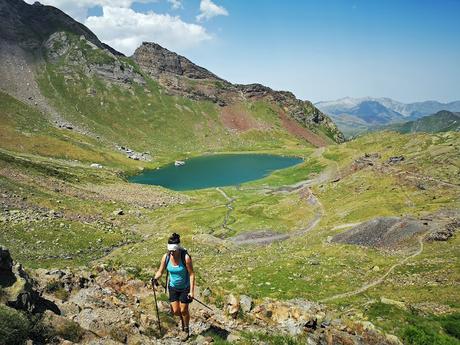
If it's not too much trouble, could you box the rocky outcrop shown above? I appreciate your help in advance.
[44,32,145,87]
[239,83,345,142]
[134,42,222,81]
[427,219,459,241]
[0,246,40,312]
[352,153,381,170]
[333,213,460,250]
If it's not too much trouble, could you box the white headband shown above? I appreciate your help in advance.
[167,244,180,251]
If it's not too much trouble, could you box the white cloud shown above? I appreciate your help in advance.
[168,0,182,10]
[85,6,211,55]
[24,0,144,21]
[196,0,228,22]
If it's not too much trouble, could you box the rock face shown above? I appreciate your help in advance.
[134,42,222,80]
[133,42,345,144]
[44,32,145,87]
[0,246,40,312]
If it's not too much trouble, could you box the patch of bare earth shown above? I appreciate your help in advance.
[83,183,189,209]
[219,104,270,132]
[278,109,327,147]
[331,217,427,250]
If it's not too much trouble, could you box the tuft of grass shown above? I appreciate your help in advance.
[0,305,30,345]
[366,303,460,345]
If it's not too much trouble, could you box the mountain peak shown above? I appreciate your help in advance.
[0,0,122,55]
[133,41,222,81]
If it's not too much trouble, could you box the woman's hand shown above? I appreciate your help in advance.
[151,277,159,287]
[187,292,194,302]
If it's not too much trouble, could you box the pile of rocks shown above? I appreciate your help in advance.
[427,219,459,241]
[352,153,381,171]
[116,145,152,161]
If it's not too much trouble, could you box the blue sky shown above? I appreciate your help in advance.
[27,0,460,103]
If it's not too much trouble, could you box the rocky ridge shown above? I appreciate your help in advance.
[0,0,344,148]
[134,42,345,144]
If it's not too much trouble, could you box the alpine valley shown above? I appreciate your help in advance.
[0,1,459,345]
[315,97,460,138]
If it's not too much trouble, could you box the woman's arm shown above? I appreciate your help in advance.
[185,255,195,298]
[153,254,167,281]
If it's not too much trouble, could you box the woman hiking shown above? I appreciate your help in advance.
[152,233,195,341]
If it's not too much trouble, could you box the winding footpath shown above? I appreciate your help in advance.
[228,184,325,245]
[320,233,427,302]
[216,187,236,232]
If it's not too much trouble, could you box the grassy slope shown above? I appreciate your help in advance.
[0,92,138,169]
[35,33,310,165]
[377,111,460,134]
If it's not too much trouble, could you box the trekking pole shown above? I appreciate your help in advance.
[155,280,213,311]
[151,282,162,334]
[192,297,213,311]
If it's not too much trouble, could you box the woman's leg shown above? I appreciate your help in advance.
[179,302,190,329]
[170,301,184,328]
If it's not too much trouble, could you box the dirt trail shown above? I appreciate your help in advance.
[216,187,236,232]
[230,185,324,245]
[320,233,427,302]
[227,146,331,245]
[332,223,362,230]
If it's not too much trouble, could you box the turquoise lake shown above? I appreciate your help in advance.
[128,154,303,191]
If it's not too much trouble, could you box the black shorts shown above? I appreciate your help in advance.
[168,285,191,304]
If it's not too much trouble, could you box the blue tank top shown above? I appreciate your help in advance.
[167,254,189,289]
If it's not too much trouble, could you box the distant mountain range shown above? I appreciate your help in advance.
[375,110,460,134]
[315,97,460,137]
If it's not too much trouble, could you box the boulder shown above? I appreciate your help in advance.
[0,247,13,271]
[239,294,253,313]
[380,297,407,310]
[388,156,405,164]
[113,209,124,216]
[41,309,85,343]
[226,294,239,318]
[226,333,241,342]
[226,295,240,319]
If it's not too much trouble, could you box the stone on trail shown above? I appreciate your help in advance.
[113,209,124,216]
[380,297,407,310]
[239,294,253,313]
[226,294,239,318]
